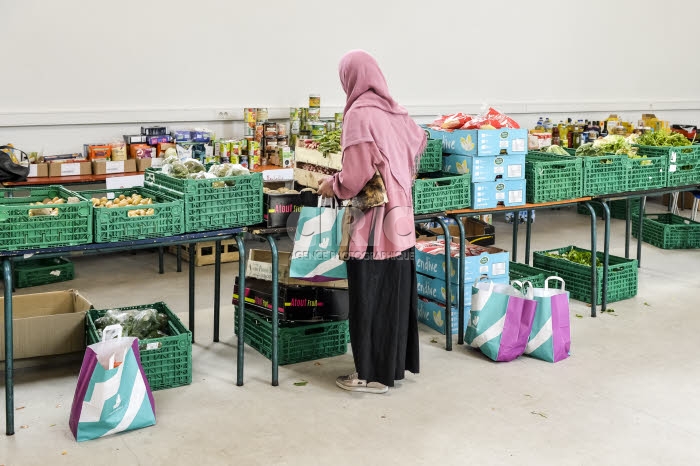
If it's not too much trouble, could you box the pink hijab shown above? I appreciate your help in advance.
[338,50,426,193]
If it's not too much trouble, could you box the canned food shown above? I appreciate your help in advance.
[289,107,301,120]
[248,140,261,157]
[230,154,239,165]
[250,154,260,170]
[310,121,326,138]
[277,123,287,136]
[308,107,321,121]
[326,121,336,132]
[334,112,343,125]
[265,137,278,149]
[240,155,248,168]
[256,107,269,123]
[244,108,257,123]
[231,140,242,156]
[218,140,230,160]
[255,124,264,142]
[244,122,255,137]
[309,94,321,108]
[277,135,289,146]
[264,122,278,138]
[290,119,300,134]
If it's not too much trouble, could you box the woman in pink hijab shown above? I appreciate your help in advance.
[317,50,426,394]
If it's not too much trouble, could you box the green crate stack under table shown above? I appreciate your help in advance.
[632,213,700,249]
[635,144,700,187]
[0,185,92,251]
[80,186,184,242]
[533,245,638,304]
[412,172,470,214]
[577,198,641,220]
[563,148,628,196]
[525,152,583,203]
[13,257,74,288]
[144,169,263,233]
[86,302,192,391]
[234,308,349,365]
[508,261,558,289]
[417,138,443,174]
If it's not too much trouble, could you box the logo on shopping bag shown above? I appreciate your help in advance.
[319,237,329,249]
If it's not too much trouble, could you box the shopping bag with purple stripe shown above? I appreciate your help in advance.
[525,276,571,363]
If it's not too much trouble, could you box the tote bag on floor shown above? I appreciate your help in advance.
[525,276,571,363]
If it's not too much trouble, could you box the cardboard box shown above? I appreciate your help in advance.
[294,145,342,171]
[442,154,471,175]
[27,163,49,178]
[246,249,348,289]
[417,298,468,335]
[233,277,327,321]
[417,217,496,247]
[415,240,509,285]
[416,272,469,304]
[264,190,317,228]
[466,154,525,182]
[426,127,477,156]
[137,158,152,172]
[0,289,93,360]
[426,127,527,157]
[92,159,137,175]
[471,179,527,209]
[48,161,92,177]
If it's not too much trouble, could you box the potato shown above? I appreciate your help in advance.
[118,194,126,200]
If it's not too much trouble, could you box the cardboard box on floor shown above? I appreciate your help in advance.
[246,249,348,289]
[0,290,93,361]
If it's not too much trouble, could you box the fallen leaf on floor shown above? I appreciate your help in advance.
[49,424,56,427]
[524,394,532,397]
[61,451,67,456]
[530,411,548,419]
[16,406,25,410]
[380,415,386,419]
[644,302,651,307]
[293,380,308,386]
[430,338,438,344]
[314,362,321,366]
[605,309,615,313]
[55,404,62,408]
[20,425,29,429]
[586,304,592,307]
[575,314,583,318]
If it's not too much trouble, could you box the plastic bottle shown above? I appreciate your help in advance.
[566,118,575,148]
[535,117,545,132]
[551,126,561,146]
[543,117,552,131]
[558,121,568,148]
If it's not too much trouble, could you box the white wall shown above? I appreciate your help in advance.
[1,0,699,152]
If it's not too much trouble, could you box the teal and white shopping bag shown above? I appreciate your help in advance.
[525,276,571,363]
[69,325,156,441]
[290,199,346,282]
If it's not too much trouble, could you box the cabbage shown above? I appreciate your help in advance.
[164,147,178,158]
[169,161,189,179]
[183,158,205,173]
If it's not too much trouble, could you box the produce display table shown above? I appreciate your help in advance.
[1,228,244,436]
[1,171,145,188]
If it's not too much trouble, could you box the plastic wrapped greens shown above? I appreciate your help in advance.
[183,158,205,174]
[207,163,250,178]
[94,308,170,340]
[188,171,216,180]
[169,161,189,178]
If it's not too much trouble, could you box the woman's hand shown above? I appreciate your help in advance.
[317,176,335,198]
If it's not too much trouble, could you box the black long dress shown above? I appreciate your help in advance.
[345,246,420,387]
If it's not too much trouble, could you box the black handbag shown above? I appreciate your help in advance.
[0,145,30,182]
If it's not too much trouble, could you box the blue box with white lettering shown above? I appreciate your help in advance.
[471,179,527,210]
[466,154,526,182]
[425,127,477,156]
[415,241,510,286]
[417,298,468,335]
[477,129,528,156]
[442,154,470,175]
[416,271,508,304]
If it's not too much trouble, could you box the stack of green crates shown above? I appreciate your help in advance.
[413,173,471,214]
[508,261,558,289]
[525,152,583,203]
[13,257,74,288]
[417,139,443,174]
[632,213,700,249]
[86,302,192,390]
[635,144,700,187]
[578,198,641,220]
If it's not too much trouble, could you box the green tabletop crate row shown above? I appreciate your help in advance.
[533,245,638,304]
[145,168,263,232]
[86,302,192,391]
[0,186,92,251]
[234,307,349,365]
[632,213,700,249]
[80,187,185,243]
[417,138,443,174]
[13,257,74,288]
[525,152,583,203]
[412,172,471,214]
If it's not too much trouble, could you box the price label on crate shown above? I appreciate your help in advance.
[61,164,81,176]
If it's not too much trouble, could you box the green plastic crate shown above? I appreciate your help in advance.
[508,261,558,289]
[563,148,628,196]
[234,308,349,365]
[413,173,470,214]
[525,152,583,203]
[86,302,192,390]
[634,145,700,187]
[13,257,74,288]
[533,246,638,304]
[144,169,263,232]
[81,187,184,242]
[418,139,443,174]
[632,213,700,249]
[625,155,668,191]
[0,186,92,251]
[577,199,641,220]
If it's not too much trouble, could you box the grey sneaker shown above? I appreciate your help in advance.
[335,372,388,394]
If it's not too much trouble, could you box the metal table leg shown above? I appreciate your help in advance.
[176,245,182,273]
[511,211,519,262]
[601,202,611,313]
[454,215,466,346]
[158,246,164,274]
[213,240,222,342]
[435,217,452,351]
[637,196,647,267]
[525,210,533,265]
[625,198,631,259]
[584,202,598,317]
[267,236,279,386]
[3,259,15,436]
[188,243,196,343]
[235,235,246,387]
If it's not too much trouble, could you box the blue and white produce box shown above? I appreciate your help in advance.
[415,240,510,286]
[466,154,525,182]
[471,180,527,209]
[417,298,468,335]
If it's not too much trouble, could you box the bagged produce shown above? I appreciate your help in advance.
[94,308,169,340]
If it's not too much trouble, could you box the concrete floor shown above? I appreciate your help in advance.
[2,202,700,466]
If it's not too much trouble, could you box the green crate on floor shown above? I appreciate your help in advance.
[563,148,628,196]
[625,155,668,192]
[86,302,192,390]
[234,308,349,365]
[418,138,443,174]
[508,261,558,289]
[634,145,700,187]
[13,257,74,288]
[533,246,638,304]
[577,199,641,220]
[525,152,583,203]
[413,173,470,214]
[145,169,263,232]
[0,186,92,251]
[632,213,700,249]
[80,187,184,242]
